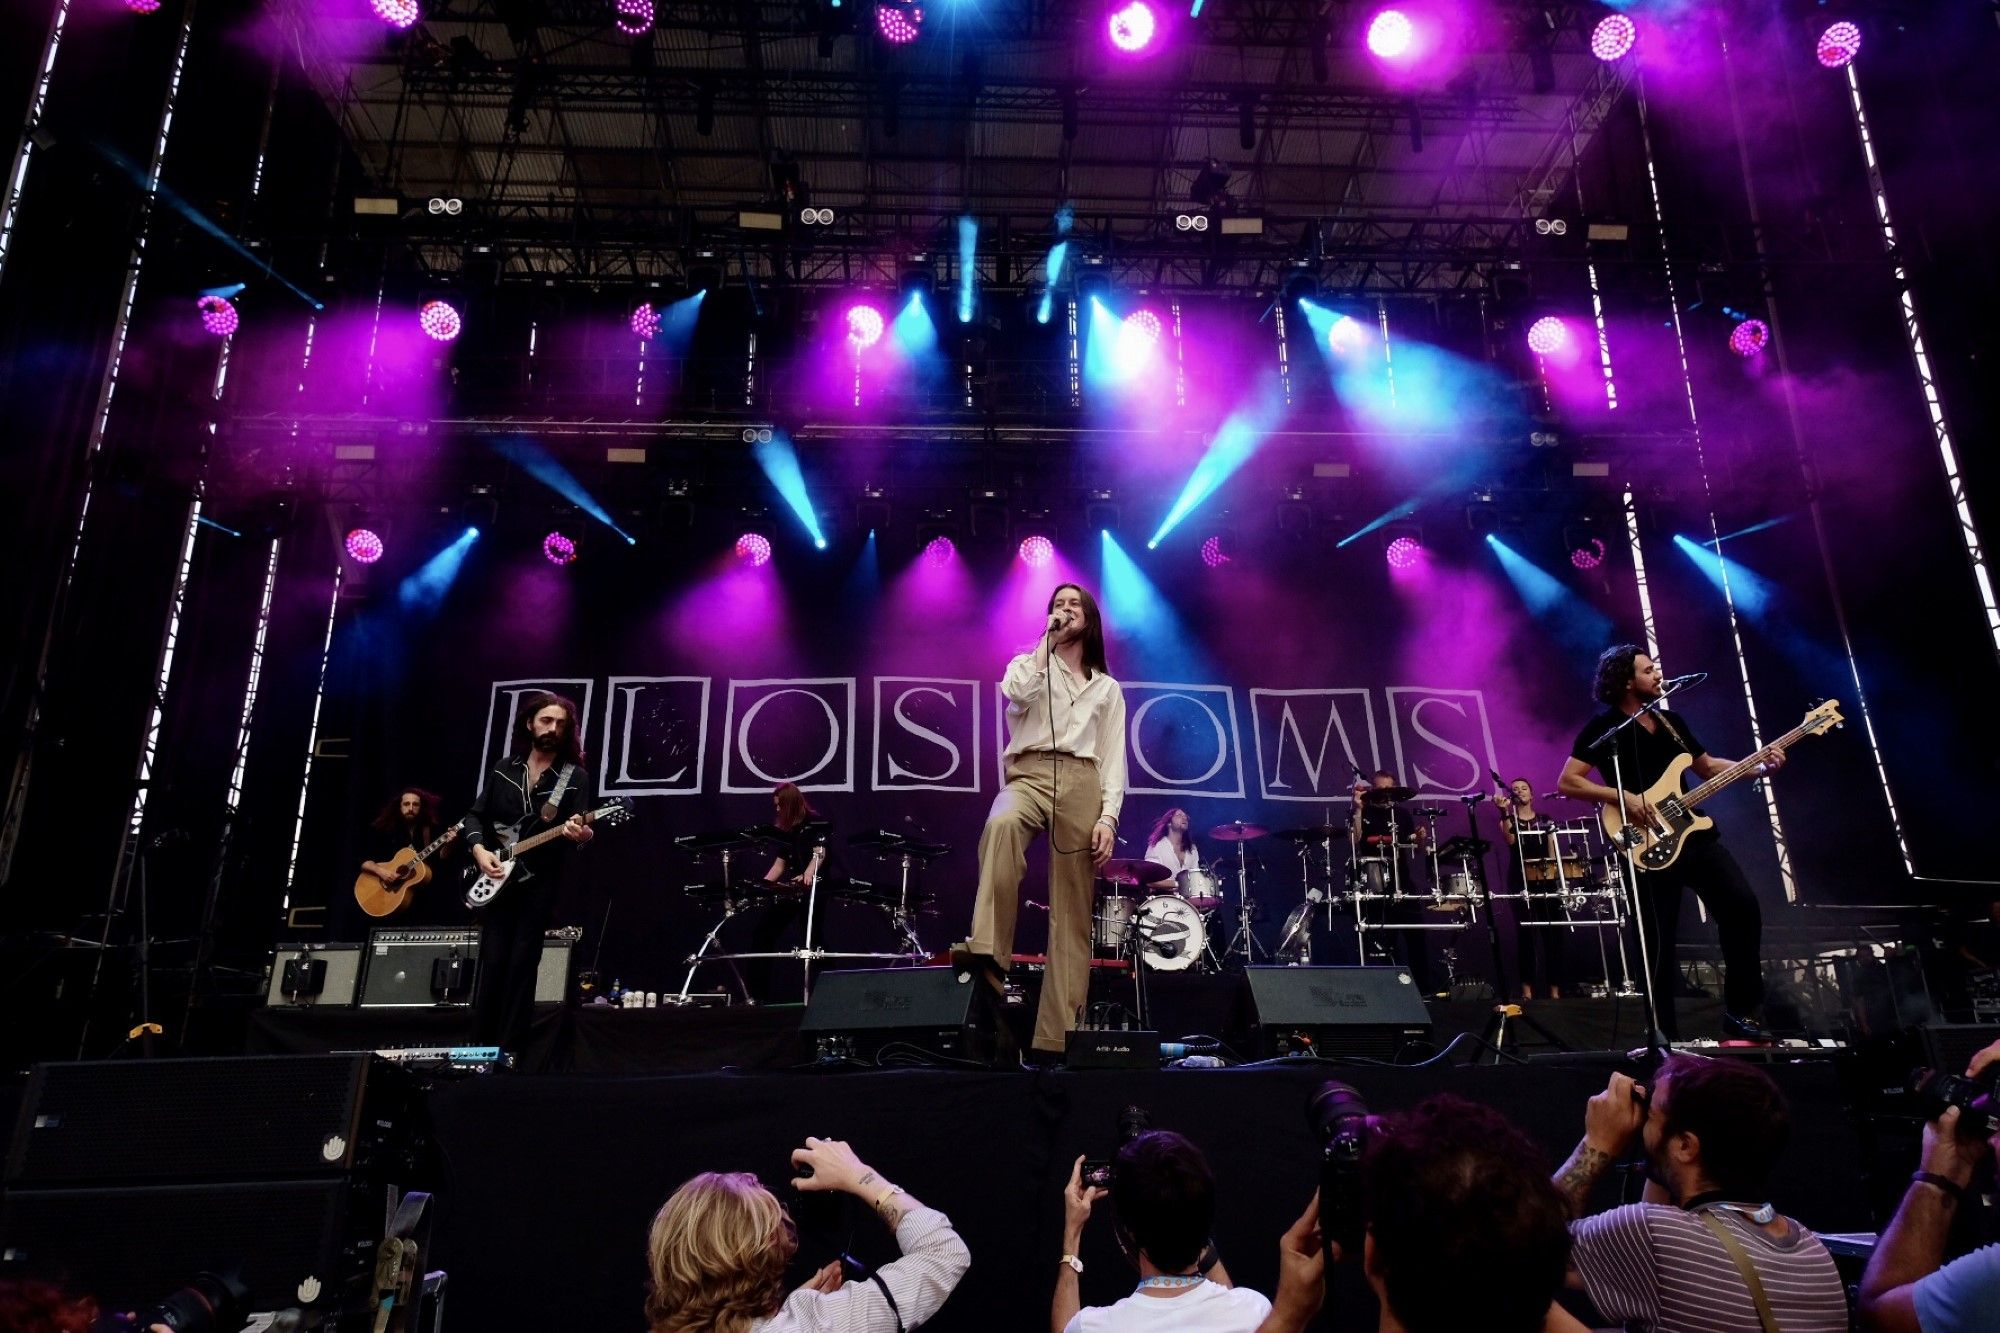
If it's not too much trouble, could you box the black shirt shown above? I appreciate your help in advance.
[1571,707,1707,792]
[766,819,837,883]
[462,756,594,879]
[367,822,443,866]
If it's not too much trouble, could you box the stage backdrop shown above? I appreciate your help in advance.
[292,515,1881,997]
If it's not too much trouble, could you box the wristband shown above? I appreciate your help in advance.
[1911,1172,1966,1202]
[872,1183,904,1212]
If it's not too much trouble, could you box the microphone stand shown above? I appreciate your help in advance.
[1466,795,1566,1060]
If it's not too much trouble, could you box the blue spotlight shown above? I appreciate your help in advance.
[1036,241,1069,325]
[753,432,829,550]
[195,514,243,537]
[398,526,481,614]
[957,216,978,323]
[491,437,636,544]
[891,290,939,357]
[1101,530,1206,675]
[1334,498,1420,549]
[1486,533,1614,657]
[654,289,706,347]
[1148,381,1286,548]
[1673,534,1772,616]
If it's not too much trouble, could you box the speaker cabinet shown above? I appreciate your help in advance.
[1244,966,1434,1058]
[361,929,480,1008]
[800,967,978,1060]
[263,943,363,1008]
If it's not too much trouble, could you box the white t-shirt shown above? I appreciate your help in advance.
[1064,1281,1271,1333]
[1143,839,1201,876]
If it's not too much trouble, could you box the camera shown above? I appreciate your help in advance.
[1081,1104,1152,1189]
[1909,1066,2000,1140]
[127,1271,249,1333]
[1308,1079,1384,1256]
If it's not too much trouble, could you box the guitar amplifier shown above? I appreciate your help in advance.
[263,943,364,1008]
[360,930,480,1008]
[534,927,581,1005]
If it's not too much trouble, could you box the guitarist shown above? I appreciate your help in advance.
[463,692,595,1054]
[360,787,457,887]
[1558,645,1783,1043]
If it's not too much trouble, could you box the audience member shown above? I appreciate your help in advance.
[1553,1056,1848,1332]
[645,1135,968,1333]
[1857,1036,2000,1333]
[1054,1129,1269,1332]
[1256,1094,1578,1333]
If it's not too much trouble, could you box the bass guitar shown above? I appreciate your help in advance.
[1600,699,1843,872]
[353,825,461,918]
[465,798,635,907]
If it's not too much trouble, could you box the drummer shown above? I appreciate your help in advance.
[1141,808,1201,892]
[1496,777,1573,1000]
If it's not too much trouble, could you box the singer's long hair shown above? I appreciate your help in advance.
[1592,644,1646,707]
[1145,809,1197,861]
[510,691,588,767]
[1048,583,1110,679]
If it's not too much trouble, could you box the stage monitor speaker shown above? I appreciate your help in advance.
[1919,1023,2000,1079]
[361,929,479,1008]
[5,1055,415,1187]
[800,967,978,1060]
[1,1177,378,1316]
[1244,966,1433,1059]
[263,943,363,1008]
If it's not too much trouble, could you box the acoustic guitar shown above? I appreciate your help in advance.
[353,825,460,918]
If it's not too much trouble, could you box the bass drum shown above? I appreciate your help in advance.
[1133,895,1207,971]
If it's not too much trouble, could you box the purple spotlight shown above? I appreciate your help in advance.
[197,295,238,337]
[923,534,958,567]
[1817,21,1861,69]
[1107,0,1158,54]
[846,303,885,348]
[630,303,662,339]
[1200,535,1229,568]
[1365,9,1413,59]
[1018,535,1053,568]
[615,0,653,34]
[370,0,420,28]
[1570,537,1607,571]
[1728,319,1770,357]
[345,528,385,564]
[543,532,578,566]
[124,0,162,13]
[1590,14,1636,62]
[735,532,773,567]
[1385,535,1421,569]
[876,1,923,44]
[1121,309,1163,345]
[1526,316,1569,356]
[418,300,462,342]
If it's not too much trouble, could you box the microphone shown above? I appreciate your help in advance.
[1047,610,1072,633]
[1663,672,1708,691]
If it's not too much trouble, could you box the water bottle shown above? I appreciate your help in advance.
[609,977,624,1007]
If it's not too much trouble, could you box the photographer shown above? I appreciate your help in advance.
[1552,1057,1847,1332]
[1255,1094,1578,1333]
[645,1136,968,1333]
[1054,1130,1269,1332]
[1856,1037,2000,1332]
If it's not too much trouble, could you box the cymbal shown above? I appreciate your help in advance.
[1207,820,1270,842]
[1099,858,1173,886]
[675,830,752,851]
[1275,824,1349,841]
[1362,786,1418,806]
[847,829,952,859]
[1437,836,1493,858]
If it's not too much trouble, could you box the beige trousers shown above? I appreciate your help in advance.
[969,752,1101,1051]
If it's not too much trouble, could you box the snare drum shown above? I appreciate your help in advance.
[1132,895,1206,971]
[1176,867,1225,911]
[1094,894,1136,953]
[1352,857,1392,896]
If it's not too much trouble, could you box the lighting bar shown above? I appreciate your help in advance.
[0,0,74,282]
[224,540,283,808]
[283,564,344,907]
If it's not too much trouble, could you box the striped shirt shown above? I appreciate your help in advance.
[1570,1203,1849,1333]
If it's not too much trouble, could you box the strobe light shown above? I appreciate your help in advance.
[197,295,238,337]
[418,300,462,342]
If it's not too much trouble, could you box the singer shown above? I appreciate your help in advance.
[952,583,1127,1058]
[1557,645,1784,1042]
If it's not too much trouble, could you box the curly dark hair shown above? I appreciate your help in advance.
[1656,1054,1791,1198]
[511,691,588,767]
[370,787,444,836]
[1592,643,1647,707]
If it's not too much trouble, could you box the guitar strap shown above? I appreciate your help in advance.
[539,763,577,824]
[1654,709,1692,754]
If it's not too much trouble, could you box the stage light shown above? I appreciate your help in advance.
[1107,0,1158,53]
[1590,14,1635,62]
[615,0,654,34]
[124,0,162,13]
[426,196,463,216]
[876,0,923,44]
[1327,313,1366,355]
[801,207,835,226]
[1112,307,1164,374]
[846,303,885,348]
[543,531,578,566]
[419,300,462,342]
[1817,21,1861,69]
[735,532,773,566]
[1018,534,1053,568]
[1385,534,1421,569]
[370,0,420,28]
[1365,9,1412,58]
[1570,536,1606,571]
[1526,316,1568,356]
[924,534,958,566]
[197,295,238,337]
[1200,535,1229,568]
[631,303,662,339]
[345,528,384,564]
[1729,318,1770,357]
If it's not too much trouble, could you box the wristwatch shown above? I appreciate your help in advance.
[1060,1254,1083,1274]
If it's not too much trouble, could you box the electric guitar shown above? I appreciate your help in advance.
[1600,699,1843,872]
[464,798,635,907]
[353,825,461,919]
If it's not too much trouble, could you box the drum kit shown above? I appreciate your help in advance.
[1490,804,1637,995]
[670,824,948,1004]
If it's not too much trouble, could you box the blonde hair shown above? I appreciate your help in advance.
[645,1172,799,1333]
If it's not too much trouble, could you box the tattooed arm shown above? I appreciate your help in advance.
[1555,1071,1648,1216]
